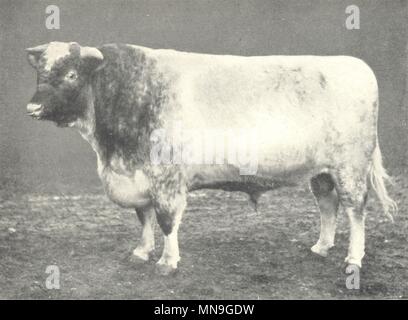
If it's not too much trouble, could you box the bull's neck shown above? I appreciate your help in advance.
[90,44,167,168]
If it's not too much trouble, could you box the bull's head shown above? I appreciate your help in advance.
[26,41,103,126]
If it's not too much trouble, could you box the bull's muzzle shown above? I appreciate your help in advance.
[26,103,43,119]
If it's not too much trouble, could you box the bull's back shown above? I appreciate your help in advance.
[139,47,378,171]
[142,46,378,130]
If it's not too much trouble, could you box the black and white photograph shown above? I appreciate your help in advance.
[0,0,407,303]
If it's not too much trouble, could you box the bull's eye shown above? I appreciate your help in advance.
[65,70,78,81]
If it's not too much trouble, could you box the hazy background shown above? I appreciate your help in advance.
[1,0,407,194]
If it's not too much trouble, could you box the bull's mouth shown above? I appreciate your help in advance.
[27,111,43,119]
[26,103,44,119]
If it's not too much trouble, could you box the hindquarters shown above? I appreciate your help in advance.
[310,120,396,268]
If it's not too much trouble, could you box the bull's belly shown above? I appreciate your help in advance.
[97,154,326,208]
[99,167,151,208]
[187,162,325,194]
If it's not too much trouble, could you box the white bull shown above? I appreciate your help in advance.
[26,42,397,275]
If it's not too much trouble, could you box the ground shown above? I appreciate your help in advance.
[0,169,407,299]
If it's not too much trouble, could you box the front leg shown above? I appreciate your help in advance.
[132,205,156,262]
[147,166,187,275]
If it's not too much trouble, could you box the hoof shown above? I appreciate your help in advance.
[311,243,332,257]
[155,263,178,276]
[129,250,152,265]
[344,257,362,269]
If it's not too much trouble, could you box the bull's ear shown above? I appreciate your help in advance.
[80,46,104,71]
[26,43,48,68]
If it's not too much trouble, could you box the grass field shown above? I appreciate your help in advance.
[0,169,407,299]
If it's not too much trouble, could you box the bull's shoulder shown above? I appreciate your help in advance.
[92,44,169,165]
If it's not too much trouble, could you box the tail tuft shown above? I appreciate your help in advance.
[369,144,398,222]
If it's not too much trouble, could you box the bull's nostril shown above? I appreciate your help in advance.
[27,103,43,114]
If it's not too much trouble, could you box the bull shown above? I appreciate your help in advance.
[26,41,396,275]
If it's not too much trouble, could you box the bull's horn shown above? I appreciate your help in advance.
[26,43,49,54]
[80,46,103,61]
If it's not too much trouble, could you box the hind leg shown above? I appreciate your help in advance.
[344,206,366,267]
[333,168,368,268]
[310,173,339,257]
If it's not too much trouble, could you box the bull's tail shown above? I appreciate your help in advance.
[368,141,398,222]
